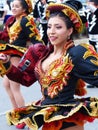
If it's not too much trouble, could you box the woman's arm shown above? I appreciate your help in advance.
[0,43,46,86]
[21,16,44,44]
[69,43,98,87]
[0,16,15,42]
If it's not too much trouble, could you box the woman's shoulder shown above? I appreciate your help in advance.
[20,15,35,26]
[5,15,14,21]
[5,16,15,26]
[29,43,46,50]
[28,43,47,58]
[21,15,34,22]
[70,43,92,52]
[69,43,96,60]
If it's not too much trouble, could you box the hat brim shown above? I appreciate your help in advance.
[46,3,83,33]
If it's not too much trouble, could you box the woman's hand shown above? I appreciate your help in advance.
[0,53,10,63]
[0,53,11,76]
[87,2,97,13]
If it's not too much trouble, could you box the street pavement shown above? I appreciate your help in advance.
[0,77,98,130]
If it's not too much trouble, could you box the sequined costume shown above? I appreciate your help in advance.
[1,43,97,130]
[0,15,43,56]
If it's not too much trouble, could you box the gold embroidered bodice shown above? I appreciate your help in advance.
[7,14,41,45]
[7,14,26,44]
[35,53,74,98]
[8,19,22,43]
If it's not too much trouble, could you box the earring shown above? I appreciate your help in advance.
[67,35,70,40]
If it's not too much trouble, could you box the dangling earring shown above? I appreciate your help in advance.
[67,35,70,40]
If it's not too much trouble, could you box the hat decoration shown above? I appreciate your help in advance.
[46,0,83,33]
[25,0,33,13]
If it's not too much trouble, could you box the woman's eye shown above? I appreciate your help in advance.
[11,4,14,7]
[56,26,62,29]
[47,26,51,29]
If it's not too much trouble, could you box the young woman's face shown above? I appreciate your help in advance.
[11,0,26,17]
[47,16,73,46]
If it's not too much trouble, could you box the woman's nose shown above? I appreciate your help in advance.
[50,27,55,34]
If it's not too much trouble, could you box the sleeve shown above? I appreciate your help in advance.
[0,29,9,42]
[6,44,46,86]
[69,43,98,87]
[79,9,92,24]
[0,16,15,42]
[0,21,9,42]
[20,16,43,44]
[94,9,98,18]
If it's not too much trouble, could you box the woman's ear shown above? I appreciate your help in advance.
[23,9,26,13]
[68,28,73,37]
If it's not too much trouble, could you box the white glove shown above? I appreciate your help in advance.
[87,4,97,13]
[0,53,8,61]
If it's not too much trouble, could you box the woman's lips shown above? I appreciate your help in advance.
[49,36,57,41]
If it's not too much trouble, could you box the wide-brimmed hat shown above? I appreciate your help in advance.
[46,0,83,33]
[25,0,33,13]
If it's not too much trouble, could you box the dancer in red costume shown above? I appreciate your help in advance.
[0,0,43,128]
[0,0,98,130]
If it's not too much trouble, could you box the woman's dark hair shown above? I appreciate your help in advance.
[20,0,29,14]
[49,11,74,30]
[7,0,11,10]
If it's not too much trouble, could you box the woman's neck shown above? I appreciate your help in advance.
[53,45,65,56]
[52,40,74,55]
[15,13,27,21]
